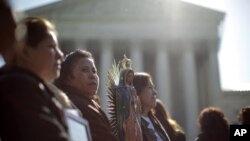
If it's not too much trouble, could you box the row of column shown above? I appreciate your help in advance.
[94,40,173,116]
[72,39,220,141]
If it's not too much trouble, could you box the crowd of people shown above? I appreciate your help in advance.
[0,1,249,141]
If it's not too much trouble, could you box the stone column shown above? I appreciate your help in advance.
[130,40,143,72]
[180,46,198,141]
[155,41,172,113]
[99,40,113,115]
[207,43,222,106]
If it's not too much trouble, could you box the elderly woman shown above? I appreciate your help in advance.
[0,17,71,141]
[55,49,118,141]
[133,72,170,141]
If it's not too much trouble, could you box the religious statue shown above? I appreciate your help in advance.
[107,55,142,141]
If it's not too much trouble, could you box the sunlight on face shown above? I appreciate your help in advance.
[139,80,157,112]
[28,31,63,81]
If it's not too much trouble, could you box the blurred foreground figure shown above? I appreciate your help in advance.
[0,0,16,64]
[0,16,71,141]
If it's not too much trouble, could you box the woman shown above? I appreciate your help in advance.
[195,107,229,141]
[0,17,71,141]
[133,72,170,141]
[55,49,118,141]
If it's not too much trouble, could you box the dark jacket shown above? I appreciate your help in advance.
[0,66,71,141]
[141,113,171,141]
[195,132,229,141]
[60,85,118,141]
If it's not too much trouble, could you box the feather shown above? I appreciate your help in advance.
[107,60,120,135]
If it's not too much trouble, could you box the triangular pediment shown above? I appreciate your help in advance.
[25,0,224,41]
[27,0,224,22]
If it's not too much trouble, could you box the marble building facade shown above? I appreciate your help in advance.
[25,0,250,140]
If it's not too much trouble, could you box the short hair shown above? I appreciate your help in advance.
[16,17,56,48]
[198,107,229,133]
[238,105,250,124]
[133,72,152,95]
[55,49,93,87]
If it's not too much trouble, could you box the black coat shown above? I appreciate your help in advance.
[195,132,229,141]
[0,66,71,141]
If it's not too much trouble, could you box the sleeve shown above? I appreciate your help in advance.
[0,75,71,141]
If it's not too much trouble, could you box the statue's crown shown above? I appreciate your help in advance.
[119,54,132,69]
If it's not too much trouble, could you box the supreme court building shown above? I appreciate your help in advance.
[25,0,250,140]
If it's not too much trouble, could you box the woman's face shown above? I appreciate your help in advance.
[71,57,99,98]
[138,79,157,112]
[27,31,63,81]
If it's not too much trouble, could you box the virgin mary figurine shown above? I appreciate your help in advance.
[108,55,142,141]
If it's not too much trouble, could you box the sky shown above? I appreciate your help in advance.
[182,0,227,12]
[183,1,250,91]
[5,0,250,90]
[10,0,60,11]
